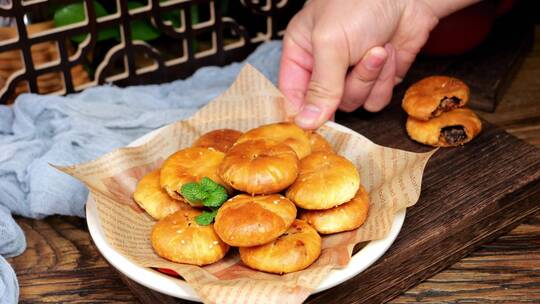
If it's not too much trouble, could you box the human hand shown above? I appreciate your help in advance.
[279,0,441,129]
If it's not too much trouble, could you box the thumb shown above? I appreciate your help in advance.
[294,32,348,129]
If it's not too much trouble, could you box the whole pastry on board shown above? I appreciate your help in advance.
[151,209,229,266]
[239,219,322,274]
[286,151,360,210]
[133,170,191,220]
[406,108,482,147]
[159,147,230,204]
[214,194,297,247]
[402,76,469,121]
[300,186,369,234]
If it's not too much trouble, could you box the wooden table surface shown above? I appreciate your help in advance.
[8,27,540,304]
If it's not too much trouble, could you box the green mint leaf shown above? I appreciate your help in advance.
[203,190,228,208]
[180,182,207,203]
[200,177,222,193]
[195,209,219,226]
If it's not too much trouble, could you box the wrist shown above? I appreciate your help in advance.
[419,0,482,19]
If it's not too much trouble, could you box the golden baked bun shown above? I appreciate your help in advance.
[406,108,482,147]
[133,170,192,220]
[214,194,297,247]
[236,122,312,159]
[306,130,334,153]
[151,209,229,266]
[286,152,360,210]
[219,139,299,194]
[160,147,230,205]
[192,129,243,153]
[239,220,321,274]
[299,186,369,234]
[402,76,469,120]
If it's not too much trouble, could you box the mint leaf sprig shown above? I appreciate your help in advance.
[180,177,228,225]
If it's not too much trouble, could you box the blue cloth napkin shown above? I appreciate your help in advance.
[0,41,283,304]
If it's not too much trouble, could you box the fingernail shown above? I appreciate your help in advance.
[295,104,321,128]
[364,49,386,70]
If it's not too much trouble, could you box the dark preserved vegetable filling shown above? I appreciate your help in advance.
[431,96,461,117]
[441,125,467,145]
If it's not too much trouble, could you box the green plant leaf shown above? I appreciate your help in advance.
[180,182,207,204]
[128,1,161,41]
[204,190,228,208]
[54,1,118,43]
[195,209,218,226]
[200,177,222,193]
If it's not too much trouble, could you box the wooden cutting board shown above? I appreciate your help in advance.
[114,90,540,303]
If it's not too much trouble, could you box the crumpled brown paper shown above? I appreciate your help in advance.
[57,64,435,304]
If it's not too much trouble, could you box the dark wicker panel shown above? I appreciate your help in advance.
[0,0,302,104]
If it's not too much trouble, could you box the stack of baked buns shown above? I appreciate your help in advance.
[133,122,370,274]
[402,76,482,147]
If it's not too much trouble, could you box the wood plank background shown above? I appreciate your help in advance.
[7,23,540,304]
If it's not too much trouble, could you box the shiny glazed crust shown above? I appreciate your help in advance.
[219,139,299,195]
[214,194,297,247]
[406,108,482,147]
[286,152,360,210]
[306,130,334,154]
[402,76,470,120]
[159,147,229,205]
[192,129,243,153]
[133,170,192,220]
[151,209,229,266]
[239,220,321,274]
[299,186,370,234]
[236,122,312,159]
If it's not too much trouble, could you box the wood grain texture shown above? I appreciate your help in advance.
[7,216,138,303]
[392,214,540,303]
[8,22,540,304]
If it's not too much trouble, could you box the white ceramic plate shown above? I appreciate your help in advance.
[86,121,406,302]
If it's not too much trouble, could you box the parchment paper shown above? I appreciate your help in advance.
[57,64,435,304]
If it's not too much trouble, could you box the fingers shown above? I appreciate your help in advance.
[363,43,397,112]
[393,48,417,84]
[279,35,313,118]
[339,46,388,112]
[294,29,349,129]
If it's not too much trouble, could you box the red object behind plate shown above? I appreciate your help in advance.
[421,0,516,56]
[157,268,180,277]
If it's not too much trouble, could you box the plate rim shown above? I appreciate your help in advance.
[85,121,406,302]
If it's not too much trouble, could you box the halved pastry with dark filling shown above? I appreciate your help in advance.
[406,108,482,147]
[402,76,469,121]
